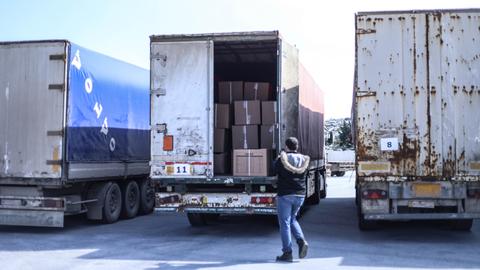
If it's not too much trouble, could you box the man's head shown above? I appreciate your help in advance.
[285,137,299,152]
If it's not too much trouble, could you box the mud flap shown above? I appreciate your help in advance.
[86,182,112,220]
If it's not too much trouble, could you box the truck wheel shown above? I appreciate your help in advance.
[187,213,207,226]
[138,179,155,215]
[450,219,473,231]
[337,171,346,177]
[103,182,122,224]
[358,205,379,231]
[358,215,380,231]
[121,180,140,219]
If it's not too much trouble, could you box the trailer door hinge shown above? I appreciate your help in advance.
[151,88,166,96]
[49,54,66,61]
[356,29,377,35]
[46,160,63,165]
[47,130,64,136]
[152,123,167,134]
[48,84,65,91]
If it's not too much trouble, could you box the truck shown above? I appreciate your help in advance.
[0,40,153,227]
[353,9,480,230]
[326,150,355,177]
[149,31,325,226]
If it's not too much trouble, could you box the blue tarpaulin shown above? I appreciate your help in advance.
[66,43,150,162]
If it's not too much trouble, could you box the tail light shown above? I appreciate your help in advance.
[467,189,480,199]
[251,196,275,204]
[362,189,388,200]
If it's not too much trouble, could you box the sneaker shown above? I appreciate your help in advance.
[297,239,309,259]
[276,252,293,262]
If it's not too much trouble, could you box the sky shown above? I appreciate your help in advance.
[0,0,478,119]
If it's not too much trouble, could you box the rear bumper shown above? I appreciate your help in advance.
[0,196,66,227]
[365,213,480,220]
[152,176,278,185]
[0,209,64,227]
[359,181,480,220]
[156,207,276,215]
[155,192,277,215]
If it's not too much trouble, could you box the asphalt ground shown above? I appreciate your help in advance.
[1,170,479,270]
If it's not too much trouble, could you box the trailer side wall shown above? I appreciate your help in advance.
[66,43,150,163]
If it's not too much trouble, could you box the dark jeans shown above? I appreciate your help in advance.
[277,195,305,253]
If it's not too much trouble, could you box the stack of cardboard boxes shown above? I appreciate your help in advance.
[214,81,277,176]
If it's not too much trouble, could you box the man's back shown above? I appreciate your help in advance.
[275,151,310,196]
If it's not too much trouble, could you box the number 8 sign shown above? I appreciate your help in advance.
[380,137,399,151]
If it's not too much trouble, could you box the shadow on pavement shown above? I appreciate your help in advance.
[0,197,479,269]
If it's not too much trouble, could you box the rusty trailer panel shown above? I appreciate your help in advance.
[354,9,480,182]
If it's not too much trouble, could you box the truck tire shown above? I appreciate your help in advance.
[103,182,122,224]
[337,171,346,177]
[358,215,380,231]
[187,213,207,226]
[138,179,155,215]
[358,205,379,231]
[450,219,473,231]
[121,180,140,219]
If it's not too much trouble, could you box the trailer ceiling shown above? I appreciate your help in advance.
[214,40,277,63]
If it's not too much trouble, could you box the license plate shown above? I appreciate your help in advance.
[413,183,441,198]
[408,200,435,208]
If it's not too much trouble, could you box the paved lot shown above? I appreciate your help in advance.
[1,171,480,270]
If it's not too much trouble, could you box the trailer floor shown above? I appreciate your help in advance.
[1,171,479,270]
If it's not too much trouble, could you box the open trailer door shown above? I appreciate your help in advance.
[150,40,214,179]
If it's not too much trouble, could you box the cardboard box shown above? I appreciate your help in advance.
[233,149,272,176]
[214,128,231,153]
[214,152,230,174]
[232,125,259,149]
[234,100,261,125]
[261,125,277,150]
[261,101,277,125]
[244,82,271,101]
[215,104,232,128]
[218,81,243,104]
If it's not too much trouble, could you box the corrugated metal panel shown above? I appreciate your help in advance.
[0,41,66,179]
[279,39,299,147]
[150,41,214,178]
[354,10,480,181]
[355,13,429,177]
[428,11,480,177]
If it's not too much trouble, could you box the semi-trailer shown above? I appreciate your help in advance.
[0,40,153,227]
[149,31,326,226]
[353,9,480,230]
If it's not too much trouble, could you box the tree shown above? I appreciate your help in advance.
[336,119,353,150]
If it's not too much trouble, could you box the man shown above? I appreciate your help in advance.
[274,137,310,262]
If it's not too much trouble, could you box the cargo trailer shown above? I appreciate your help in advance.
[0,40,153,227]
[353,9,480,230]
[150,31,325,226]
